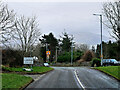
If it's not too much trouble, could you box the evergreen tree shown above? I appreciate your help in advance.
[92,46,95,53]
[39,33,58,62]
[96,41,119,60]
[60,32,73,52]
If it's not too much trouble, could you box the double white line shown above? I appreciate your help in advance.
[74,70,85,90]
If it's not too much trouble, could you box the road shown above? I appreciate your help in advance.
[26,67,119,89]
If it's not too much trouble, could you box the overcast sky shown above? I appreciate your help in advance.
[4,1,115,46]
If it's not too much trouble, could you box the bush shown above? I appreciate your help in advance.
[57,51,83,63]
[2,49,23,67]
[91,58,101,67]
[57,52,71,63]
[82,50,95,61]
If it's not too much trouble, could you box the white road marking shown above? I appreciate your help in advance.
[74,70,85,90]
[34,74,45,81]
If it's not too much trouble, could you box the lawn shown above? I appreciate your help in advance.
[2,73,33,89]
[2,66,53,74]
[94,66,120,80]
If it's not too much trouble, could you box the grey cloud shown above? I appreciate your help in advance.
[72,32,111,45]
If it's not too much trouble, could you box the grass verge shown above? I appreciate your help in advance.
[2,66,54,74]
[2,73,33,89]
[94,66,120,80]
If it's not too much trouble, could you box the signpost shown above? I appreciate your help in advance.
[24,57,33,64]
[46,51,50,62]
[23,57,33,71]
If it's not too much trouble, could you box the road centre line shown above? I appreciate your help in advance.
[74,70,85,90]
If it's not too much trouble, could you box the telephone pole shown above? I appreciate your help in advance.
[71,42,73,65]
[56,46,58,62]
[46,43,49,62]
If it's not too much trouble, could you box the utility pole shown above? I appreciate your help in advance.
[71,42,73,65]
[56,46,57,62]
[93,14,103,66]
[46,43,49,62]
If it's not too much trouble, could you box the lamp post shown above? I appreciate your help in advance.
[93,14,103,66]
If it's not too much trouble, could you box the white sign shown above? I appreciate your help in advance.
[24,57,33,64]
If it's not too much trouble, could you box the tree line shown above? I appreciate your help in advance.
[1,1,120,67]
[96,41,120,60]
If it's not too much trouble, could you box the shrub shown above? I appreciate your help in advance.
[57,52,71,63]
[82,50,95,61]
[2,49,23,67]
[91,58,101,67]
[57,51,83,63]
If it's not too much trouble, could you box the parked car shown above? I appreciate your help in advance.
[102,59,119,66]
[43,63,49,67]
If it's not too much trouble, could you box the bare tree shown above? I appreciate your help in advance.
[103,2,120,41]
[82,50,95,61]
[79,44,90,53]
[12,16,41,55]
[0,2,15,46]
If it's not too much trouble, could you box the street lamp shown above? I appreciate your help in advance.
[93,14,103,66]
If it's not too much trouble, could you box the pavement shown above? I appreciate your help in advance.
[26,67,120,89]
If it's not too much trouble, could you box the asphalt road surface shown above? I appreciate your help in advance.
[26,67,119,89]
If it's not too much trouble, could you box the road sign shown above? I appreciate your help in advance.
[24,57,33,64]
[46,51,50,55]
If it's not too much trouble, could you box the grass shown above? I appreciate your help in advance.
[2,66,53,74]
[2,73,33,89]
[94,66,120,80]
[1,66,53,88]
